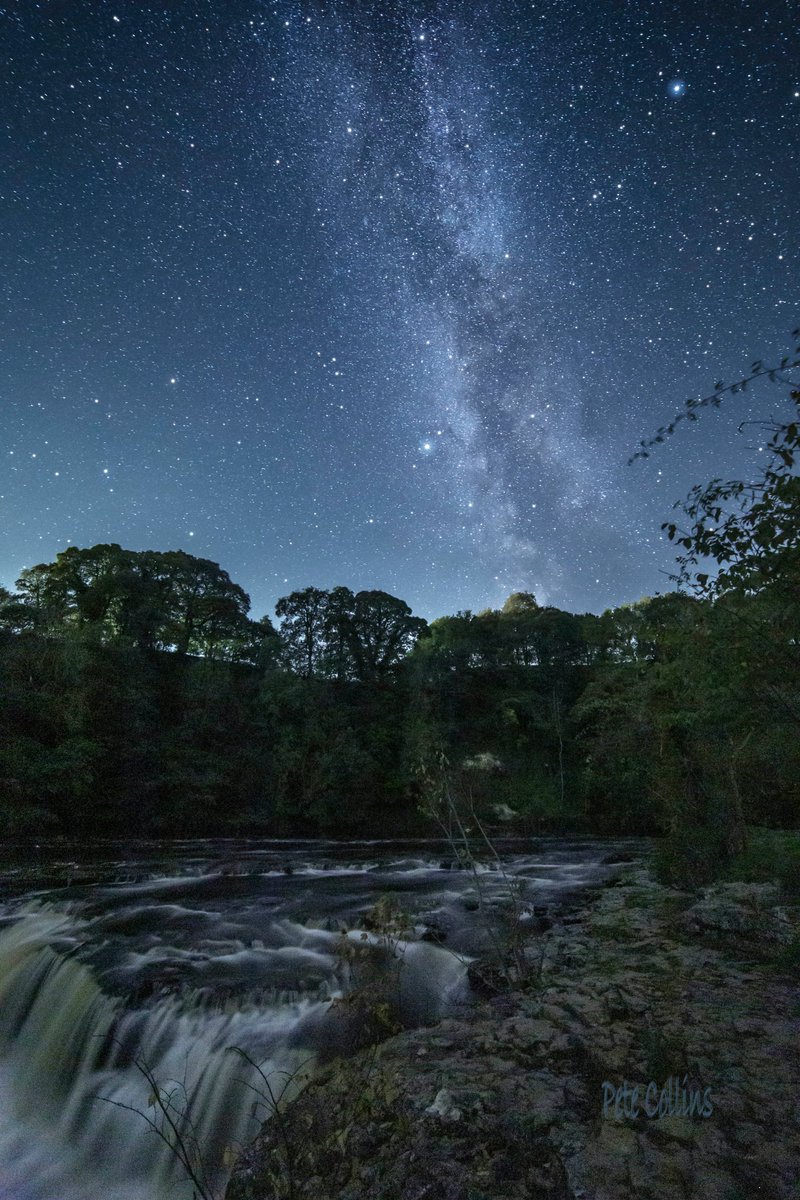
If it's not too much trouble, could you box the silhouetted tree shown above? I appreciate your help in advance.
[275,587,331,677]
[344,590,427,681]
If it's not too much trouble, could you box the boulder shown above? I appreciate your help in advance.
[681,882,797,944]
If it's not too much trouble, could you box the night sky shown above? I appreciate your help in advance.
[2,1,797,623]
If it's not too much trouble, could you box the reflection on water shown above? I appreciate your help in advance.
[0,837,643,1200]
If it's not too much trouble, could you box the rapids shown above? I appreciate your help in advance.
[0,837,642,1199]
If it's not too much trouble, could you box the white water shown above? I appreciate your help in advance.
[0,908,466,1200]
[0,836,640,1199]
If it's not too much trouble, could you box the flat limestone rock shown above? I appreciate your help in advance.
[226,868,800,1200]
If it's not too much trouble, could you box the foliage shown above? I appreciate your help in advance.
[11,544,268,660]
[719,828,800,901]
[665,387,800,600]
[652,826,727,888]
[0,488,797,847]
[628,339,800,466]
[615,334,800,875]
[274,586,427,681]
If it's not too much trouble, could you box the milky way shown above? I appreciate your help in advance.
[2,1,797,619]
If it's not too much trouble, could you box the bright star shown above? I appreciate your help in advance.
[667,79,686,97]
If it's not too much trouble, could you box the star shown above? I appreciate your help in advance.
[1,1,794,623]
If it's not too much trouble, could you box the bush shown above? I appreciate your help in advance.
[722,828,800,901]
[654,825,800,897]
[653,826,726,888]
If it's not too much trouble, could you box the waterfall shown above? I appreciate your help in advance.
[0,911,318,1200]
[0,907,468,1200]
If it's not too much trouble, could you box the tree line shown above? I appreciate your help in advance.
[0,549,796,877]
[1,355,797,870]
[0,544,430,680]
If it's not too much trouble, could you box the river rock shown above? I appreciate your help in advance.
[681,881,797,944]
[424,1088,463,1121]
[226,865,800,1200]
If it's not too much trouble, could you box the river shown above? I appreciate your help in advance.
[0,836,643,1200]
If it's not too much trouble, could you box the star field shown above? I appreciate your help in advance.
[2,1,797,620]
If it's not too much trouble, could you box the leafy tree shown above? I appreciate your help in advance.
[12,545,254,659]
[238,616,281,670]
[275,587,426,682]
[665,389,800,602]
[275,587,331,677]
[0,587,37,634]
[572,595,755,850]
[497,598,541,667]
[631,332,800,610]
[501,591,539,615]
[151,550,251,657]
[0,630,102,831]
[16,544,135,636]
[623,335,800,868]
[15,561,71,630]
[415,612,483,675]
[262,673,409,830]
[322,585,358,680]
[344,590,427,682]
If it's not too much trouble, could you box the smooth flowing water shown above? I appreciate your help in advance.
[0,836,643,1200]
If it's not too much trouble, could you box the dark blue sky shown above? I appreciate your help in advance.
[2,0,797,621]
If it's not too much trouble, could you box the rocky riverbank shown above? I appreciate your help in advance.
[226,865,800,1200]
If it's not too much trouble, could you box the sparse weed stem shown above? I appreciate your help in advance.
[227,1049,315,1200]
[94,1047,221,1200]
[94,1038,317,1200]
[415,750,541,989]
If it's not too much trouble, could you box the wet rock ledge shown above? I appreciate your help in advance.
[226,867,800,1200]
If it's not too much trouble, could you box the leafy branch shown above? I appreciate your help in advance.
[662,388,800,597]
[626,328,800,599]
[628,330,800,465]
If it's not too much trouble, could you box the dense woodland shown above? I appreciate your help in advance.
[1,369,798,883]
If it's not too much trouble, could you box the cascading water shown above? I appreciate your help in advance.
[0,837,638,1198]
[0,910,322,1199]
[0,909,466,1199]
